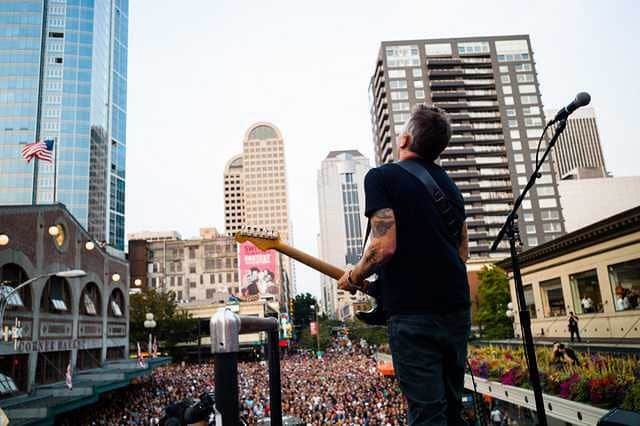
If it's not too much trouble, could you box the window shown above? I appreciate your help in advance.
[521,95,538,105]
[528,237,538,246]
[500,75,511,84]
[515,164,526,174]
[525,117,543,127]
[526,128,542,138]
[516,74,534,83]
[519,84,536,94]
[515,63,532,72]
[524,285,537,319]
[388,69,406,78]
[506,108,516,117]
[543,222,562,233]
[415,90,425,99]
[412,68,422,78]
[537,186,555,196]
[111,300,122,317]
[206,289,215,299]
[83,294,97,315]
[523,212,534,222]
[425,43,452,56]
[41,277,70,313]
[509,130,520,139]
[502,86,512,95]
[389,80,407,89]
[526,225,536,234]
[511,141,522,151]
[540,277,566,317]
[390,91,408,100]
[609,258,640,311]
[414,80,424,88]
[539,198,557,208]
[514,153,524,162]
[385,45,420,67]
[569,269,603,314]
[522,106,541,116]
[393,112,410,123]
[504,96,514,106]
[189,264,196,274]
[518,176,528,185]
[393,102,410,111]
[458,41,490,54]
[541,210,560,220]
[508,119,518,128]
[499,65,509,73]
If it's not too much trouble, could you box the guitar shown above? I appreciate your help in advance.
[234,226,387,325]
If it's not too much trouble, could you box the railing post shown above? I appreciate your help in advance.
[210,309,241,425]
[267,329,282,426]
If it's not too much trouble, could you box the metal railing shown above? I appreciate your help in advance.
[210,309,282,426]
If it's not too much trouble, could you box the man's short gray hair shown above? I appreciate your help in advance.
[403,104,452,161]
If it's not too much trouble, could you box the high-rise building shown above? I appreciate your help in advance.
[224,122,295,303]
[0,0,128,250]
[544,107,608,179]
[224,154,245,234]
[369,35,565,258]
[128,228,239,304]
[317,150,371,318]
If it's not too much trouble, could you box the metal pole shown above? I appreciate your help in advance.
[315,307,320,356]
[214,352,239,424]
[267,330,282,426]
[32,0,49,205]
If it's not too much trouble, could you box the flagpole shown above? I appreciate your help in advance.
[32,0,49,205]
[53,138,57,203]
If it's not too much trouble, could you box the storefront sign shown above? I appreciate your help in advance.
[16,339,85,353]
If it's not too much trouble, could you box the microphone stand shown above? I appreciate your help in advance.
[490,118,567,426]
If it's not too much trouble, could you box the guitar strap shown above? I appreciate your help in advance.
[361,160,463,251]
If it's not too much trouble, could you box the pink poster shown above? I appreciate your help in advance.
[238,242,280,299]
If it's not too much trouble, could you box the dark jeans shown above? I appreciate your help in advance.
[388,309,471,426]
[570,327,581,342]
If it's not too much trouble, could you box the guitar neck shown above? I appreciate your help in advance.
[274,242,345,281]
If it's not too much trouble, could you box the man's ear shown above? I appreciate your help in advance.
[398,133,411,149]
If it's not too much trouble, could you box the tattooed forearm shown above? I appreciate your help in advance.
[371,208,395,237]
[352,208,397,283]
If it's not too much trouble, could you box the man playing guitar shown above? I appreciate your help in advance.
[338,104,470,425]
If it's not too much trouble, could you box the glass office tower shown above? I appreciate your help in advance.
[0,0,128,250]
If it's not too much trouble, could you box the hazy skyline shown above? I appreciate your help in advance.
[126,0,640,298]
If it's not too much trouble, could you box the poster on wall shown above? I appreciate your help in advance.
[238,241,280,299]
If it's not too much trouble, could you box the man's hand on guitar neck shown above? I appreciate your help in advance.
[337,208,397,294]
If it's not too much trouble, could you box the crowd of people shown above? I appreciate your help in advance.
[63,340,407,425]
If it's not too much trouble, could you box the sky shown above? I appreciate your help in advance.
[126,0,640,299]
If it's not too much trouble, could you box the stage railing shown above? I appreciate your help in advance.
[210,309,282,426]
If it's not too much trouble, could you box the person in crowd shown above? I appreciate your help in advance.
[616,292,631,311]
[551,342,580,367]
[568,311,581,342]
[490,406,504,426]
[580,296,594,313]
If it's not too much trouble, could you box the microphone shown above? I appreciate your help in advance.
[549,92,591,124]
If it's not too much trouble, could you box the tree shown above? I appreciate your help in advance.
[291,293,317,329]
[129,288,198,349]
[344,318,388,346]
[476,265,514,339]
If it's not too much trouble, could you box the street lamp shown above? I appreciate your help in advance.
[144,313,157,357]
[0,269,86,329]
[134,278,142,287]
[0,234,9,246]
[84,241,95,251]
[506,302,515,318]
[111,273,121,283]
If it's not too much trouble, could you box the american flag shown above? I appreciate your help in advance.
[21,139,55,163]
[65,363,73,390]
[137,342,146,368]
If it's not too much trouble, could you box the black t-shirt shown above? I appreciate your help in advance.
[364,158,470,315]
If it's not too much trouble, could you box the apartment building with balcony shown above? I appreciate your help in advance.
[369,35,565,258]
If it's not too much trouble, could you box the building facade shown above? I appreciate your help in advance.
[0,204,129,394]
[224,123,295,302]
[369,35,565,258]
[545,108,607,179]
[558,176,640,232]
[317,150,371,318]
[223,154,245,235]
[498,206,640,341]
[0,0,128,250]
[128,228,240,304]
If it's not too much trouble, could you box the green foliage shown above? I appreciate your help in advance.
[298,317,333,352]
[622,383,640,412]
[344,318,388,346]
[291,293,317,329]
[129,288,198,349]
[476,265,514,339]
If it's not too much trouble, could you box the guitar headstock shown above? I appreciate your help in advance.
[234,226,281,251]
